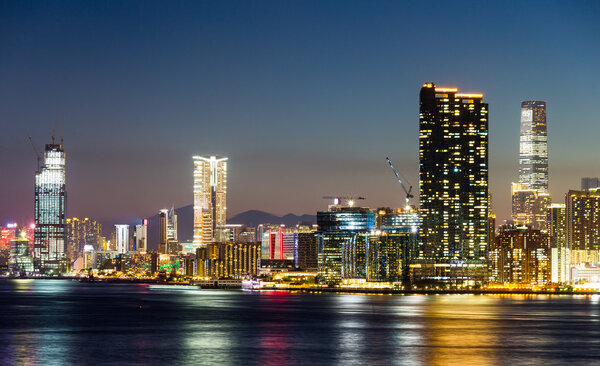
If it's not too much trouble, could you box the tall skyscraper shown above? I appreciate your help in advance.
[566,189,600,255]
[193,155,227,247]
[490,228,550,286]
[158,209,177,254]
[418,83,489,271]
[135,220,148,252]
[33,141,67,273]
[549,203,568,283]
[512,101,550,231]
[519,101,548,193]
[317,206,376,283]
[511,182,550,231]
[114,225,129,254]
[66,217,102,259]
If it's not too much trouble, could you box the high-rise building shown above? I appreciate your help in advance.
[490,228,550,286]
[196,242,260,279]
[260,226,297,261]
[581,177,600,192]
[135,220,148,252]
[566,190,600,260]
[511,183,550,231]
[549,203,568,283]
[297,230,318,270]
[341,231,414,284]
[9,234,34,275]
[66,217,102,259]
[519,101,548,193]
[193,155,227,247]
[418,83,489,275]
[114,225,129,254]
[33,142,67,274]
[159,208,178,254]
[317,206,376,283]
[511,182,537,227]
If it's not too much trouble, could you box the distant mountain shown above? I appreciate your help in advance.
[142,206,315,250]
[228,210,315,227]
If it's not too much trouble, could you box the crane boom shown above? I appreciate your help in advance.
[28,136,42,172]
[386,157,413,205]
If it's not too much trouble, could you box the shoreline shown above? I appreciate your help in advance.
[1,277,598,295]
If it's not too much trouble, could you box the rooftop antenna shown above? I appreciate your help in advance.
[60,117,64,146]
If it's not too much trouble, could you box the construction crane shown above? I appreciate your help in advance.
[28,136,42,172]
[322,196,365,207]
[386,157,413,209]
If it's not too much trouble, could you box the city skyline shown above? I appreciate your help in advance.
[2,1,600,226]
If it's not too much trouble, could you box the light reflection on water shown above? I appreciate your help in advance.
[2,280,600,365]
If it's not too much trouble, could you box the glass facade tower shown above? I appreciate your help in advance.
[419,83,489,265]
[193,155,227,247]
[519,101,548,193]
[33,143,67,273]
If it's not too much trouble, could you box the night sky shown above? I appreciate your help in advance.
[1,1,599,226]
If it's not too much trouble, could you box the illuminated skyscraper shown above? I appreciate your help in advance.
[566,189,600,259]
[33,142,67,273]
[418,83,489,271]
[519,101,548,193]
[135,220,148,252]
[66,217,102,259]
[158,209,177,254]
[549,203,568,283]
[193,155,227,247]
[490,228,550,286]
[511,182,550,231]
[317,206,376,283]
[114,225,129,254]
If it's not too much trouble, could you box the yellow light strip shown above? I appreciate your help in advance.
[457,93,484,98]
[435,88,458,92]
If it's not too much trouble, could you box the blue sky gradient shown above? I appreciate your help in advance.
[1,1,599,225]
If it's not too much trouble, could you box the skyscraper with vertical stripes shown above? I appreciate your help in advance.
[193,155,228,247]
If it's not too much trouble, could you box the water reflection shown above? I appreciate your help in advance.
[2,281,600,365]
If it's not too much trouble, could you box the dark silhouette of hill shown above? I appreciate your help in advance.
[140,206,315,250]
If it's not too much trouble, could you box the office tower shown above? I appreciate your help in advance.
[316,206,375,283]
[519,101,548,193]
[490,228,550,286]
[193,155,228,247]
[159,208,178,254]
[196,242,260,279]
[261,226,297,261]
[511,182,537,226]
[549,203,568,283]
[377,207,420,232]
[581,177,600,192]
[167,207,177,242]
[33,141,67,274]
[418,83,488,273]
[565,190,600,265]
[341,231,413,283]
[66,217,102,259]
[511,183,550,231]
[114,225,129,254]
[297,231,318,270]
[135,220,148,252]
[9,234,34,275]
